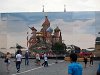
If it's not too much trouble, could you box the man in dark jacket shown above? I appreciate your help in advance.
[25,50,29,66]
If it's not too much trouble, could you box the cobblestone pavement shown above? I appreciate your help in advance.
[0,58,99,75]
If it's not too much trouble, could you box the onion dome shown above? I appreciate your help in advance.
[46,27,53,33]
[42,16,50,27]
[54,26,60,32]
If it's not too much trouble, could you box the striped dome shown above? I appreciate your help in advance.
[46,27,53,33]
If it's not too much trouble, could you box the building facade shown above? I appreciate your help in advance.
[95,37,100,57]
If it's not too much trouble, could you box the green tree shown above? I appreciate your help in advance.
[52,42,66,63]
[52,42,66,54]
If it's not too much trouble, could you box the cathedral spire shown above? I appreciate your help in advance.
[42,14,50,27]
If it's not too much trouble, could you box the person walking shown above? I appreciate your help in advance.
[25,50,29,66]
[83,56,88,68]
[68,53,83,75]
[15,47,22,59]
[35,53,40,66]
[16,51,22,73]
[42,53,48,67]
[90,55,93,66]
[4,52,11,72]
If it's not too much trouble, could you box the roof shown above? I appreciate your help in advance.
[42,16,50,27]
[54,26,60,32]
[96,37,100,41]
[95,37,100,45]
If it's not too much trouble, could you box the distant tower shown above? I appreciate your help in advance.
[64,5,66,12]
[42,5,44,12]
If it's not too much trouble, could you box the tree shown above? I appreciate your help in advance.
[52,42,66,54]
[51,42,66,63]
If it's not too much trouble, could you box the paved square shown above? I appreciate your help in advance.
[0,58,99,75]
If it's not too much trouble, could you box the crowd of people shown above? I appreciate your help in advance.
[83,55,94,68]
[4,47,49,73]
[3,48,100,75]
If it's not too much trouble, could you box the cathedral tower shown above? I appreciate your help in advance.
[53,26,62,43]
[41,15,50,40]
[29,26,37,48]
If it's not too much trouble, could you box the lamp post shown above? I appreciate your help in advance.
[27,32,29,48]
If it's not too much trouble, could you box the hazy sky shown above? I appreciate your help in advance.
[0,0,99,12]
[0,12,99,52]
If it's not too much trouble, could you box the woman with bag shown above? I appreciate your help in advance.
[35,53,41,66]
[4,52,11,72]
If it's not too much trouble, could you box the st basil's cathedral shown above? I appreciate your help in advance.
[28,15,62,52]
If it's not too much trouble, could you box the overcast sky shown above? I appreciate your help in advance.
[0,0,100,12]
